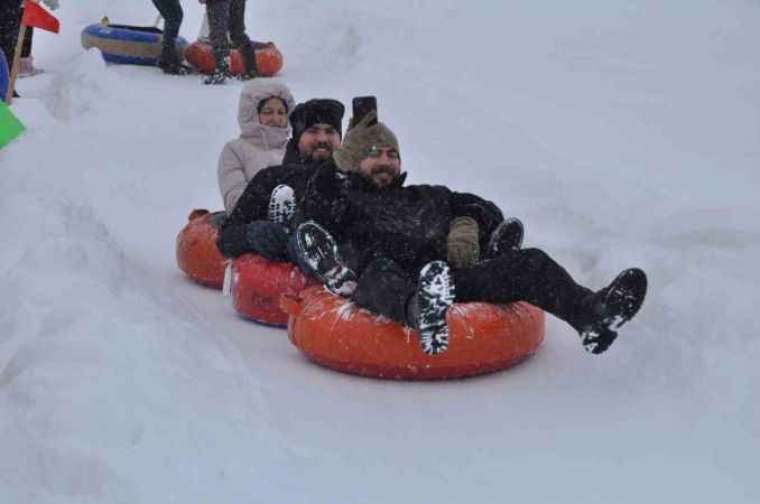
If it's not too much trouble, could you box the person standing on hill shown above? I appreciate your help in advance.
[0,2,23,89]
[0,0,59,96]
[200,0,257,85]
[151,0,191,74]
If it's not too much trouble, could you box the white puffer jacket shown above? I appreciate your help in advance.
[218,80,296,212]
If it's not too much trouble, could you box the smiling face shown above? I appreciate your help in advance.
[257,97,288,128]
[358,146,401,188]
[297,123,342,161]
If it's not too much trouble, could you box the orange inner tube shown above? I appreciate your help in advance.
[185,40,283,77]
[284,286,545,380]
[231,254,316,326]
[176,209,226,289]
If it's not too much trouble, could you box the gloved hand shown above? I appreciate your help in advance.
[246,221,290,261]
[447,216,480,269]
[39,0,59,10]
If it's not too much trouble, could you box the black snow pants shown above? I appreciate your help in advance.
[205,0,256,72]
[0,1,22,71]
[352,248,594,332]
[151,0,183,55]
[20,24,32,58]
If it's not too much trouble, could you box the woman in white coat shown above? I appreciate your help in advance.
[218,80,296,213]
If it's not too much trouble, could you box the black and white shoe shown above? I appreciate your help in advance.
[160,61,192,75]
[203,62,231,85]
[295,221,357,296]
[580,268,648,354]
[488,217,524,256]
[414,261,456,355]
[268,184,295,227]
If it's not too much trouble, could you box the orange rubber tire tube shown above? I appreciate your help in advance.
[284,286,545,380]
[185,40,284,77]
[176,209,227,289]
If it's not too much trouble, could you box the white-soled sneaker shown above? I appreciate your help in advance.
[268,184,296,227]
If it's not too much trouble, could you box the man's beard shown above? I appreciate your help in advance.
[305,142,334,161]
[369,165,397,187]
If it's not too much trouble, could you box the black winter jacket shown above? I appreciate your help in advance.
[217,162,317,257]
[299,161,504,273]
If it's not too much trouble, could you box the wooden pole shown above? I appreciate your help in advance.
[5,23,28,105]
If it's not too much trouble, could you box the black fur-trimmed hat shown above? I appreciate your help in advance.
[289,99,345,144]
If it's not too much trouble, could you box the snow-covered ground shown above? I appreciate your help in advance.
[2,1,759,502]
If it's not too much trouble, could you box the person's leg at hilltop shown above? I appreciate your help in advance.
[228,0,257,79]
[152,0,189,75]
[0,1,23,96]
[204,0,232,84]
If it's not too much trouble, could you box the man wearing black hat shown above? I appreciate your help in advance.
[216,98,345,258]
[281,98,344,165]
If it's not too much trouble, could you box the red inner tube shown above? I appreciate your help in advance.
[185,40,284,77]
[175,209,226,289]
[231,254,316,326]
[284,286,545,380]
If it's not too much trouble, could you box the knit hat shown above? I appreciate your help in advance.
[333,111,400,172]
[289,99,345,145]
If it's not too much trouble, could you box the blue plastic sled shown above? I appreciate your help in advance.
[81,23,188,66]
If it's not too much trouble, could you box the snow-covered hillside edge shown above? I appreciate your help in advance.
[1,1,759,502]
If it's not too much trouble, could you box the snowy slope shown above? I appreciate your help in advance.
[1,1,759,502]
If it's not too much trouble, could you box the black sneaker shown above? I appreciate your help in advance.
[160,61,192,75]
[414,261,456,355]
[488,217,524,256]
[158,45,191,75]
[580,268,648,354]
[295,221,357,296]
[268,185,295,227]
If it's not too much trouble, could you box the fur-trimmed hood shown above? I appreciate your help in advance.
[237,80,296,148]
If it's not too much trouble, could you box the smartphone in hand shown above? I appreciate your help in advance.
[352,96,378,126]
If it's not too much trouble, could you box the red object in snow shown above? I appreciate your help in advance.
[22,1,60,33]
[185,40,283,77]
[284,287,545,380]
[231,254,316,327]
[176,209,226,289]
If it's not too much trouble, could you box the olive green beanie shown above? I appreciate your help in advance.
[333,111,400,172]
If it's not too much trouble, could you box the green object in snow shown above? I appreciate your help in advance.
[0,102,25,150]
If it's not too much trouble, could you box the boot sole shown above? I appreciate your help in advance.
[295,222,355,295]
[268,184,296,227]
[417,261,456,355]
[581,268,648,355]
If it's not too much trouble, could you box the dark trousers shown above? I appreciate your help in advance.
[205,0,253,67]
[353,248,594,331]
[21,24,32,58]
[151,0,183,49]
[0,1,22,71]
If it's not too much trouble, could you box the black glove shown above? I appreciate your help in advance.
[304,162,351,227]
[245,221,290,261]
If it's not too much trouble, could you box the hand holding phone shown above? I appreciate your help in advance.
[352,96,378,126]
